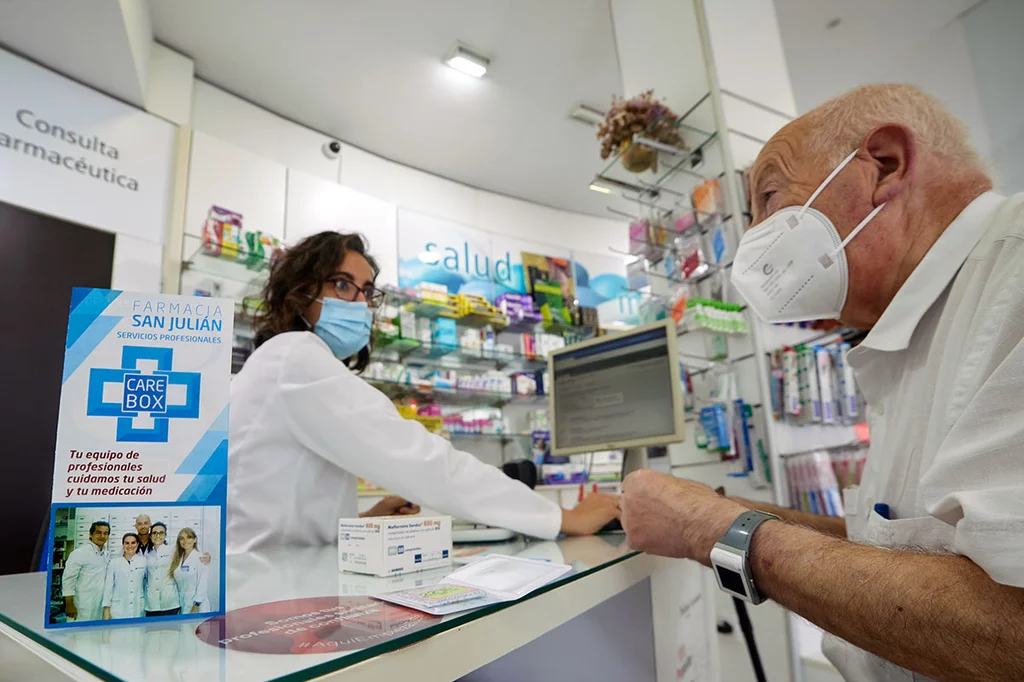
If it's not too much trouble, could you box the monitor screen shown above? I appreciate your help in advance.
[549,320,684,455]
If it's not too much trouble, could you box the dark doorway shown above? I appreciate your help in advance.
[0,201,115,575]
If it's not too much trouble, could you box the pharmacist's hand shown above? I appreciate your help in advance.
[65,600,78,620]
[621,470,746,565]
[560,493,621,536]
[102,606,112,621]
[361,496,421,518]
[200,552,211,565]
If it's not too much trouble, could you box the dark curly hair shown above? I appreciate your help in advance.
[253,232,379,372]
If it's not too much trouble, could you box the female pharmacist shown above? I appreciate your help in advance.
[228,231,619,553]
[169,528,209,614]
[101,533,146,620]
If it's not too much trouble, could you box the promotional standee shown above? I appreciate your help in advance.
[46,288,232,628]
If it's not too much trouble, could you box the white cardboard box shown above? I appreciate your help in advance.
[338,516,452,576]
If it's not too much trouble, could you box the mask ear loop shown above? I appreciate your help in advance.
[796,150,859,222]
[818,202,887,269]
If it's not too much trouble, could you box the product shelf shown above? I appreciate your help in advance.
[181,237,275,286]
[592,93,727,210]
[373,341,549,372]
[365,378,548,408]
[449,432,534,444]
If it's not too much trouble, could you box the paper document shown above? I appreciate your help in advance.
[375,555,572,615]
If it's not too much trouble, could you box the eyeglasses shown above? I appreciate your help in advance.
[327,278,386,308]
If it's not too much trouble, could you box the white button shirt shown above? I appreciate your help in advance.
[227,331,561,554]
[61,541,108,621]
[822,192,1024,681]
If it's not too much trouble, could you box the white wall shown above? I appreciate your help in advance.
[963,0,1024,194]
[190,82,626,260]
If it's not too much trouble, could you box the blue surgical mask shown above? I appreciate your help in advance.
[311,298,373,360]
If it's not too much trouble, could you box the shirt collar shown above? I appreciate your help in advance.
[857,192,1006,353]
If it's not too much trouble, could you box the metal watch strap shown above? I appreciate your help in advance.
[720,510,779,552]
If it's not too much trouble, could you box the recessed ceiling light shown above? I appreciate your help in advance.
[570,104,606,127]
[445,43,490,78]
[588,181,614,195]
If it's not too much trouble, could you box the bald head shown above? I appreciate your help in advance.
[747,84,992,328]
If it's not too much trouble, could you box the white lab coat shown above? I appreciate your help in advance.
[172,550,209,613]
[61,542,108,621]
[102,553,146,619]
[822,193,1024,681]
[144,543,180,613]
[227,331,561,553]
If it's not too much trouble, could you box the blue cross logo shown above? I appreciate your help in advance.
[87,346,201,442]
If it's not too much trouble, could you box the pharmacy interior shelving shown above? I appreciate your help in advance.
[178,242,617,493]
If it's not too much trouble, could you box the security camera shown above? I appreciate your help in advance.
[322,140,341,159]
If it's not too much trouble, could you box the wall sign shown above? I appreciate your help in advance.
[397,208,635,326]
[0,48,174,244]
[46,288,232,628]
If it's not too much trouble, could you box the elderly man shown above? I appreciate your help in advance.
[622,84,1024,682]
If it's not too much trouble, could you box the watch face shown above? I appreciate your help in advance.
[715,564,746,596]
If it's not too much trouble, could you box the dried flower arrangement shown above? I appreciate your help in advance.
[597,90,685,173]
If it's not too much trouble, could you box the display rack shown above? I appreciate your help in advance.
[366,378,547,409]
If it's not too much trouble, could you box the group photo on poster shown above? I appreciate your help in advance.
[49,505,222,625]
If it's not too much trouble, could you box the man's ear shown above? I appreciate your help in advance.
[861,124,916,206]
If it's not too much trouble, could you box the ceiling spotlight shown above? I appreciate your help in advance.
[569,104,606,127]
[588,181,614,195]
[444,43,490,78]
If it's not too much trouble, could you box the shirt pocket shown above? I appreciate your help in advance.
[857,510,955,552]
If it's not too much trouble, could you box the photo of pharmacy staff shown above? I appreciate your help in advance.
[52,506,219,625]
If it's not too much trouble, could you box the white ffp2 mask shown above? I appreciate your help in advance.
[731,151,886,324]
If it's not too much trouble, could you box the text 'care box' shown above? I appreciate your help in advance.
[338,516,452,577]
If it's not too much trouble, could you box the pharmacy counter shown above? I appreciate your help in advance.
[0,535,717,682]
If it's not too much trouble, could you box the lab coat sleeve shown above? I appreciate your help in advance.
[921,240,1024,588]
[193,559,210,609]
[279,337,562,539]
[102,563,114,608]
[62,549,81,598]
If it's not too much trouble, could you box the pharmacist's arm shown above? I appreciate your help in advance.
[731,496,846,538]
[281,339,583,539]
[61,552,81,618]
[622,472,1024,682]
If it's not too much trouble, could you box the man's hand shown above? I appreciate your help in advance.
[560,492,621,536]
[64,597,77,620]
[361,496,421,518]
[102,606,111,621]
[621,470,746,564]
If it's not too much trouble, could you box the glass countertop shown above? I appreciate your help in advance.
[0,535,638,682]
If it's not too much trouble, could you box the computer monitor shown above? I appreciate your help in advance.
[548,319,686,456]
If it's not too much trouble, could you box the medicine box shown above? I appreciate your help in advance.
[338,516,452,577]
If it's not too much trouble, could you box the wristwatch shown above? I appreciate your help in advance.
[709,510,779,605]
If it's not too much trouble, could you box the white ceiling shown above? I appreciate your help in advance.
[0,0,149,106]
[149,0,629,218]
[774,0,993,154]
